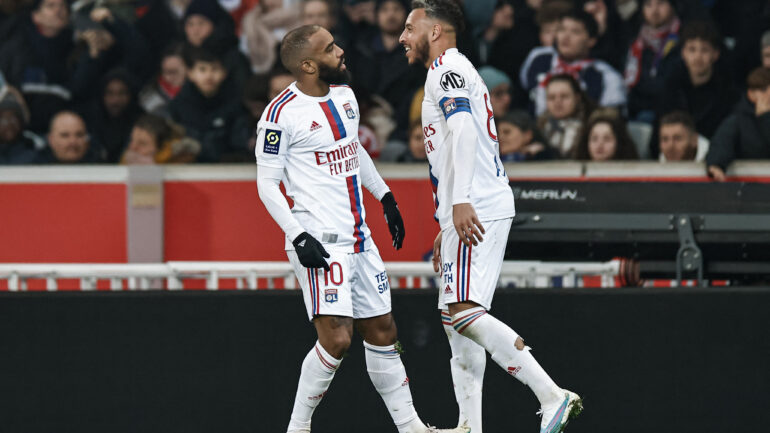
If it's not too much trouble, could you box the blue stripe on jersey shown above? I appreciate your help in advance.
[270,91,294,122]
[439,96,471,120]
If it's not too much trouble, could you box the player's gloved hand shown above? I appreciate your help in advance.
[381,192,405,250]
[292,232,330,271]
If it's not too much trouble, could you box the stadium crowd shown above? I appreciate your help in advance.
[0,0,769,181]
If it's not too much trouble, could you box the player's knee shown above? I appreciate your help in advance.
[327,332,352,355]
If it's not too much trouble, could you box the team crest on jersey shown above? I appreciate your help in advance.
[440,71,465,91]
[263,129,281,154]
[325,288,338,303]
[443,98,457,115]
[343,102,356,119]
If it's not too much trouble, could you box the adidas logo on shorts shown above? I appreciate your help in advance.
[444,285,453,294]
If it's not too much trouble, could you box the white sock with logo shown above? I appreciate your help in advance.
[364,341,425,433]
[452,307,562,407]
[443,309,486,433]
[286,341,341,432]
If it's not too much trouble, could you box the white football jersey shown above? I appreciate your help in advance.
[256,82,372,253]
[421,48,515,230]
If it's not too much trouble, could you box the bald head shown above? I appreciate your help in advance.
[48,111,90,163]
[280,25,323,74]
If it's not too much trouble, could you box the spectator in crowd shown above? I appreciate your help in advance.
[121,114,200,164]
[86,68,144,163]
[183,0,250,86]
[581,0,626,70]
[168,47,250,163]
[348,0,423,141]
[534,0,572,48]
[301,0,337,33]
[658,110,708,162]
[0,0,106,134]
[0,87,38,164]
[660,19,737,139]
[397,120,428,162]
[267,66,295,99]
[81,6,153,86]
[706,68,770,182]
[139,44,187,116]
[36,110,101,163]
[497,110,559,161]
[477,0,538,107]
[624,0,680,123]
[520,8,626,115]
[536,73,594,157]
[573,108,639,160]
[762,31,770,70]
[240,0,301,74]
[336,0,377,49]
[479,66,512,117]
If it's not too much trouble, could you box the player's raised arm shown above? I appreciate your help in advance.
[357,144,405,249]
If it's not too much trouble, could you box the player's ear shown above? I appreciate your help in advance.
[300,59,316,75]
[431,23,441,41]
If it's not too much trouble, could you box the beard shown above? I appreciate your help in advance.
[411,35,431,65]
[318,59,350,85]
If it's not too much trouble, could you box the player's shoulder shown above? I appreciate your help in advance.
[262,83,301,125]
[426,50,475,93]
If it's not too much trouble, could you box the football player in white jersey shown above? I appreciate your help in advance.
[400,2,583,433]
[256,25,468,433]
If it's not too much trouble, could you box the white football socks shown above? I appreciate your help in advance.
[364,341,425,433]
[443,309,486,433]
[452,307,562,407]
[287,341,341,433]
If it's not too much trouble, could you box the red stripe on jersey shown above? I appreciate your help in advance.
[466,242,472,300]
[267,88,291,121]
[274,94,296,122]
[320,101,343,141]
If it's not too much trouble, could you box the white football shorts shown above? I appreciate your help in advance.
[438,217,512,311]
[288,246,392,321]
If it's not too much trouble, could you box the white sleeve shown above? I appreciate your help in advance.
[446,111,476,204]
[357,144,390,200]
[426,65,476,205]
[257,165,305,242]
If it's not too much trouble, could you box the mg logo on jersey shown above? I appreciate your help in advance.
[440,71,465,90]
[324,288,338,303]
[343,102,356,119]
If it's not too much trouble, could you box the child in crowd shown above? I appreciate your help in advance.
[121,114,200,164]
[498,110,559,161]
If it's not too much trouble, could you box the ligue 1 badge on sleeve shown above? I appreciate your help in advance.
[264,129,281,154]
[343,102,356,119]
[324,288,338,303]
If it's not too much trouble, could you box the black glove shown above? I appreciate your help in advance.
[292,232,330,271]
[381,192,405,250]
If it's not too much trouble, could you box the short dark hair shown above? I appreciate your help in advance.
[280,24,322,73]
[660,111,696,133]
[746,67,770,90]
[560,8,598,39]
[536,0,572,27]
[411,0,465,33]
[680,19,722,50]
[183,46,224,69]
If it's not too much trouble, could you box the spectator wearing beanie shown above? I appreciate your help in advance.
[520,8,626,115]
[85,68,145,163]
[183,0,250,87]
[706,68,770,182]
[0,0,105,134]
[0,87,38,164]
[624,0,680,123]
[478,66,512,117]
[659,19,737,139]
